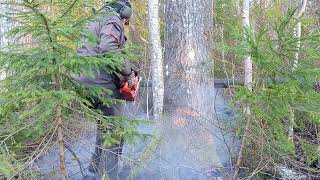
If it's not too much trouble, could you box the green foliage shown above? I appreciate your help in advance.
[217,0,320,177]
[302,140,320,166]
[0,0,142,177]
[213,0,242,79]
[0,151,20,177]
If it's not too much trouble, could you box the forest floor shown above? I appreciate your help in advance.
[33,88,237,180]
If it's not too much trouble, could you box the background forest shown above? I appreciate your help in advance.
[0,0,320,179]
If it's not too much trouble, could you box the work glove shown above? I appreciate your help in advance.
[127,70,137,89]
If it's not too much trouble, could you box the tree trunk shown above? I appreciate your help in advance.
[56,105,67,180]
[233,0,252,179]
[163,0,224,176]
[293,0,307,70]
[289,0,307,144]
[243,0,252,91]
[147,0,164,117]
[163,0,214,116]
[54,74,67,179]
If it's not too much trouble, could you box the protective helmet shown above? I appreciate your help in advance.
[105,0,132,19]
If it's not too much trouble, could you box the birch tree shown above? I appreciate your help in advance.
[288,0,307,144]
[147,0,164,117]
[233,0,252,178]
[293,0,307,70]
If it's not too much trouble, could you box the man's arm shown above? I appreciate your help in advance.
[77,23,119,56]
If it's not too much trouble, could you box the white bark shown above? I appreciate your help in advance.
[296,0,307,19]
[293,0,307,69]
[243,0,253,91]
[147,0,164,117]
[288,107,295,143]
[289,0,307,144]
[293,21,301,70]
[234,0,252,179]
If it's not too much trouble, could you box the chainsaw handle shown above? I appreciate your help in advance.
[119,76,141,101]
[134,76,141,91]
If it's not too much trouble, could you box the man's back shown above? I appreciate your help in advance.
[78,13,126,55]
[74,13,131,88]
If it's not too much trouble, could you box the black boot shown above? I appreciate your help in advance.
[88,135,103,173]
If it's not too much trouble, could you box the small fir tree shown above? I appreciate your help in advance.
[0,0,142,178]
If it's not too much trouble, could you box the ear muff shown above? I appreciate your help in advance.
[110,1,132,19]
[108,1,132,19]
[118,1,132,19]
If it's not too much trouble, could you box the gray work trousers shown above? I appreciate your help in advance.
[89,84,124,179]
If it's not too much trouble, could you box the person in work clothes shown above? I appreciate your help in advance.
[73,0,136,177]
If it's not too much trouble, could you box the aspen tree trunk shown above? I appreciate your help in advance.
[163,0,214,115]
[147,0,164,117]
[288,0,307,144]
[233,0,252,179]
[163,0,223,174]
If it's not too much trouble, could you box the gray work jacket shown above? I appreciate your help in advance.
[73,13,132,89]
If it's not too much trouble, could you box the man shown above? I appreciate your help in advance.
[74,0,136,176]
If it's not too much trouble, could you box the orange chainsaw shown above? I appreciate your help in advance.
[119,76,141,101]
